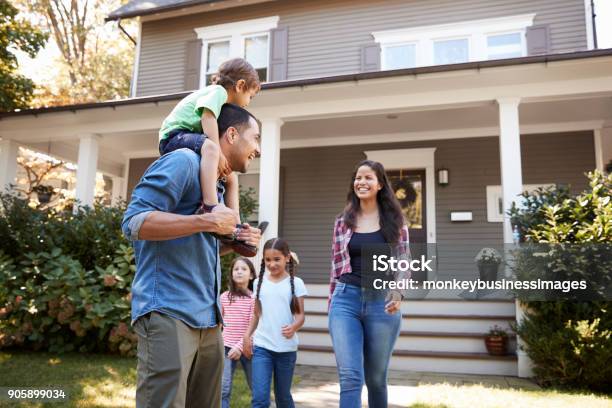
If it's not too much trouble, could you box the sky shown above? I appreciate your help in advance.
[14,0,612,85]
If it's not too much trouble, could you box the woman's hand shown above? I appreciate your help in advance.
[281,324,297,339]
[384,299,401,314]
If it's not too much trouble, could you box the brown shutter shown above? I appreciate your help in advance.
[526,25,550,56]
[184,39,202,90]
[269,27,288,81]
[361,44,381,72]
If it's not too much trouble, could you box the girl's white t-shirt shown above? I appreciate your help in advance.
[253,274,308,352]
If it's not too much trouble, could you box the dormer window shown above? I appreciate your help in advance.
[373,14,534,70]
[195,16,279,86]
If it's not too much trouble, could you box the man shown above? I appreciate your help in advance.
[121,104,262,408]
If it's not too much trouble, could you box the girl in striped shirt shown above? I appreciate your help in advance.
[221,257,256,408]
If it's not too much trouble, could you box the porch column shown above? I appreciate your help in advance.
[0,139,19,192]
[595,127,612,172]
[111,176,125,206]
[497,97,523,243]
[75,134,100,207]
[257,118,283,242]
[497,97,533,378]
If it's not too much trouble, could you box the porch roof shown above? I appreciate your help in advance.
[106,0,226,21]
[2,48,612,119]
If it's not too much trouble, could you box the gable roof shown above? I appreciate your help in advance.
[106,0,226,21]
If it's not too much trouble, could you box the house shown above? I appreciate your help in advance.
[1,0,612,377]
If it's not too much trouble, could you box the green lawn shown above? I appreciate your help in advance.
[0,351,251,408]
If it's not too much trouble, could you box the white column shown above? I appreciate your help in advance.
[0,139,19,192]
[258,118,283,240]
[75,134,100,207]
[111,176,125,206]
[497,97,523,244]
[252,118,283,268]
[498,97,533,378]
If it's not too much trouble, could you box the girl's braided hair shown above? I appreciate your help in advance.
[211,58,261,92]
[227,257,256,304]
[255,238,302,317]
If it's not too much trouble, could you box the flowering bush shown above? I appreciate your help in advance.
[474,247,502,266]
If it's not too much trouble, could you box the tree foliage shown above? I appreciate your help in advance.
[0,0,48,112]
[17,0,134,107]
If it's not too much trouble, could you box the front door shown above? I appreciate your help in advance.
[387,169,428,281]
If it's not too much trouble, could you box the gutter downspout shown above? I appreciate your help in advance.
[591,0,598,49]
[117,19,137,46]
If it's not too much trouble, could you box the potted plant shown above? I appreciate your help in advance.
[474,247,502,282]
[484,325,508,355]
[33,184,55,204]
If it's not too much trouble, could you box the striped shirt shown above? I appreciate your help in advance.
[220,291,254,351]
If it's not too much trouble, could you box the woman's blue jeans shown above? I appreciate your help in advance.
[251,345,297,408]
[222,346,252,408]
[328,282,401,408]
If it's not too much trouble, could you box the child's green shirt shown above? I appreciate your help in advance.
[158,85,228,141]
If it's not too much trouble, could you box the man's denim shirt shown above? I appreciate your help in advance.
[121,149,222,328]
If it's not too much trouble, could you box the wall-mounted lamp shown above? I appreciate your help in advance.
[438,168,449,186]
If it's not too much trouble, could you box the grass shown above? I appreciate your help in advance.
[0,351,251,408]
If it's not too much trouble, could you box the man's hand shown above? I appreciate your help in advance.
[236,223,261,247]
[228,347,242,360]
[208,205,238,236]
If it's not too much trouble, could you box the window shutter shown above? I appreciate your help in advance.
[184,39,202,90]
[361,44,381,72]
[526,25,550,56]
[269,27,288,81]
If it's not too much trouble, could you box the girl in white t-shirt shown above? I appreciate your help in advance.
[243,238,307,408]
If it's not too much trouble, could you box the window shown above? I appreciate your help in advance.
[434,38,469,65]
[486,184,554,222]
[382,44,417,70]
[373,14,534,70]
[195,16,279,86]
[487,32,523,59]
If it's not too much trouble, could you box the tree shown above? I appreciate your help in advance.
[17,0,134,107]
[0,0,48,112]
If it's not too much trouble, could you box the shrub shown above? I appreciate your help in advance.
[509,171,612,392]
[0,185,258,355]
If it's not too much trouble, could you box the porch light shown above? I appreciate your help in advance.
[438,168,449,186]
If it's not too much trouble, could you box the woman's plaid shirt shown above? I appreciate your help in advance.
[329,216,410,305]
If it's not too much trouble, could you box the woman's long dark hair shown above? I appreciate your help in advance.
[341,159,405,245]
[227,257,256,304]
[255,238,301,317]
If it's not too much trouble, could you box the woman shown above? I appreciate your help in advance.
[328,159,409,408]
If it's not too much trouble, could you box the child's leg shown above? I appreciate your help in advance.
[224,172,241,223]
[200,139,221,207]
[251,346,273,408]
[272,351,297,408]
[240,354,253,390]
[221,347,236,408]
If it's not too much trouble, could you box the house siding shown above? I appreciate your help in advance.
[279,131,595,284]
[136,0,588,96]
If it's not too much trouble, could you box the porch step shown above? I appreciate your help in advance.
[303,311,516,333]
[299,327,516,354]
[305,295,515,316]
[297,345,518,376]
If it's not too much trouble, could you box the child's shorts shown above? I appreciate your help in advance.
[159,130,207,156]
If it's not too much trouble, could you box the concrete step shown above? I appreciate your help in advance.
[304,296,516,316]
[303,311,516,333]
[297,345,518,376]
[299,327,516,354]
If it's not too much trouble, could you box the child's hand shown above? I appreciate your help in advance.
[228,347,242,360]
[242,336,253,359]
[218,152,232,178]
[281,324,297,339]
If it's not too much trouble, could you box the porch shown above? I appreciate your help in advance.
[1,49,612,377]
